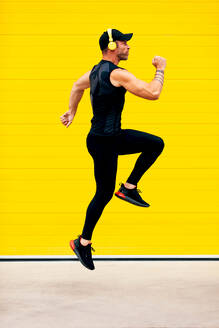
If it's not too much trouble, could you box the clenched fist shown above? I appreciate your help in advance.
[152,56,166,70]
[60,110,75,128]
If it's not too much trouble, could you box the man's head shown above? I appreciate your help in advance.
[99,28,133,61]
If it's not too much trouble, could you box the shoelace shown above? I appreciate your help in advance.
[119,182,142,193]
[77,235,95,252]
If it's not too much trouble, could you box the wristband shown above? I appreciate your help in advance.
[156,69,164,73]
[155,73,164,79]
[154,74,164,81]
[154,78,163,85]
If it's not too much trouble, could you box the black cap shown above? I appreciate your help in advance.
[99,29,133,51]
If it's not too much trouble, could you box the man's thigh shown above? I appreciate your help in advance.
[87,136,118,190]
[116,129,163,155]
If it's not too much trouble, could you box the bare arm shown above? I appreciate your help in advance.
[69,70,91,113]
[60,70,91,128]
[110,68,164,100]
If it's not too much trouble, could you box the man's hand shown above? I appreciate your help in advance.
[60,110,75,128]
[152,56,167,70]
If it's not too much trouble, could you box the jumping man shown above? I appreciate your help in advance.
[60,28,166,270]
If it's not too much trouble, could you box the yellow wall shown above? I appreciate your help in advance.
[1,0,219,255]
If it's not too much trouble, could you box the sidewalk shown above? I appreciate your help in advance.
[0,261,219,327]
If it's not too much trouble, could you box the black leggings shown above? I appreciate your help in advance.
[81,129,165,240]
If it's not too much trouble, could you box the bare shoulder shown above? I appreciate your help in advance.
[110,69,136,87]
[109,69,156,100]
[74,70,91,90]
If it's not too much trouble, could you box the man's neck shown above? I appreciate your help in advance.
[102,57,120,65]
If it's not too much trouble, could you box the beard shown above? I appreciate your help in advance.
[117,52,128,60]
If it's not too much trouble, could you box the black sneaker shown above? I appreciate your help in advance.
[114,182,150,207]
[69,235,95,270]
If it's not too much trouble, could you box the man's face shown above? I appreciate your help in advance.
[116,40,130,60]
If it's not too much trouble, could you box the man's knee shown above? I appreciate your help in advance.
[103,189,114,201]
[158,137,165,153]
[96,186,115,203]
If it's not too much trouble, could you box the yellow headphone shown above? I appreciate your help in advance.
[107,28,117,50]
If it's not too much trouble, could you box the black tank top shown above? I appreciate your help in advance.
[88,59,127,136]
